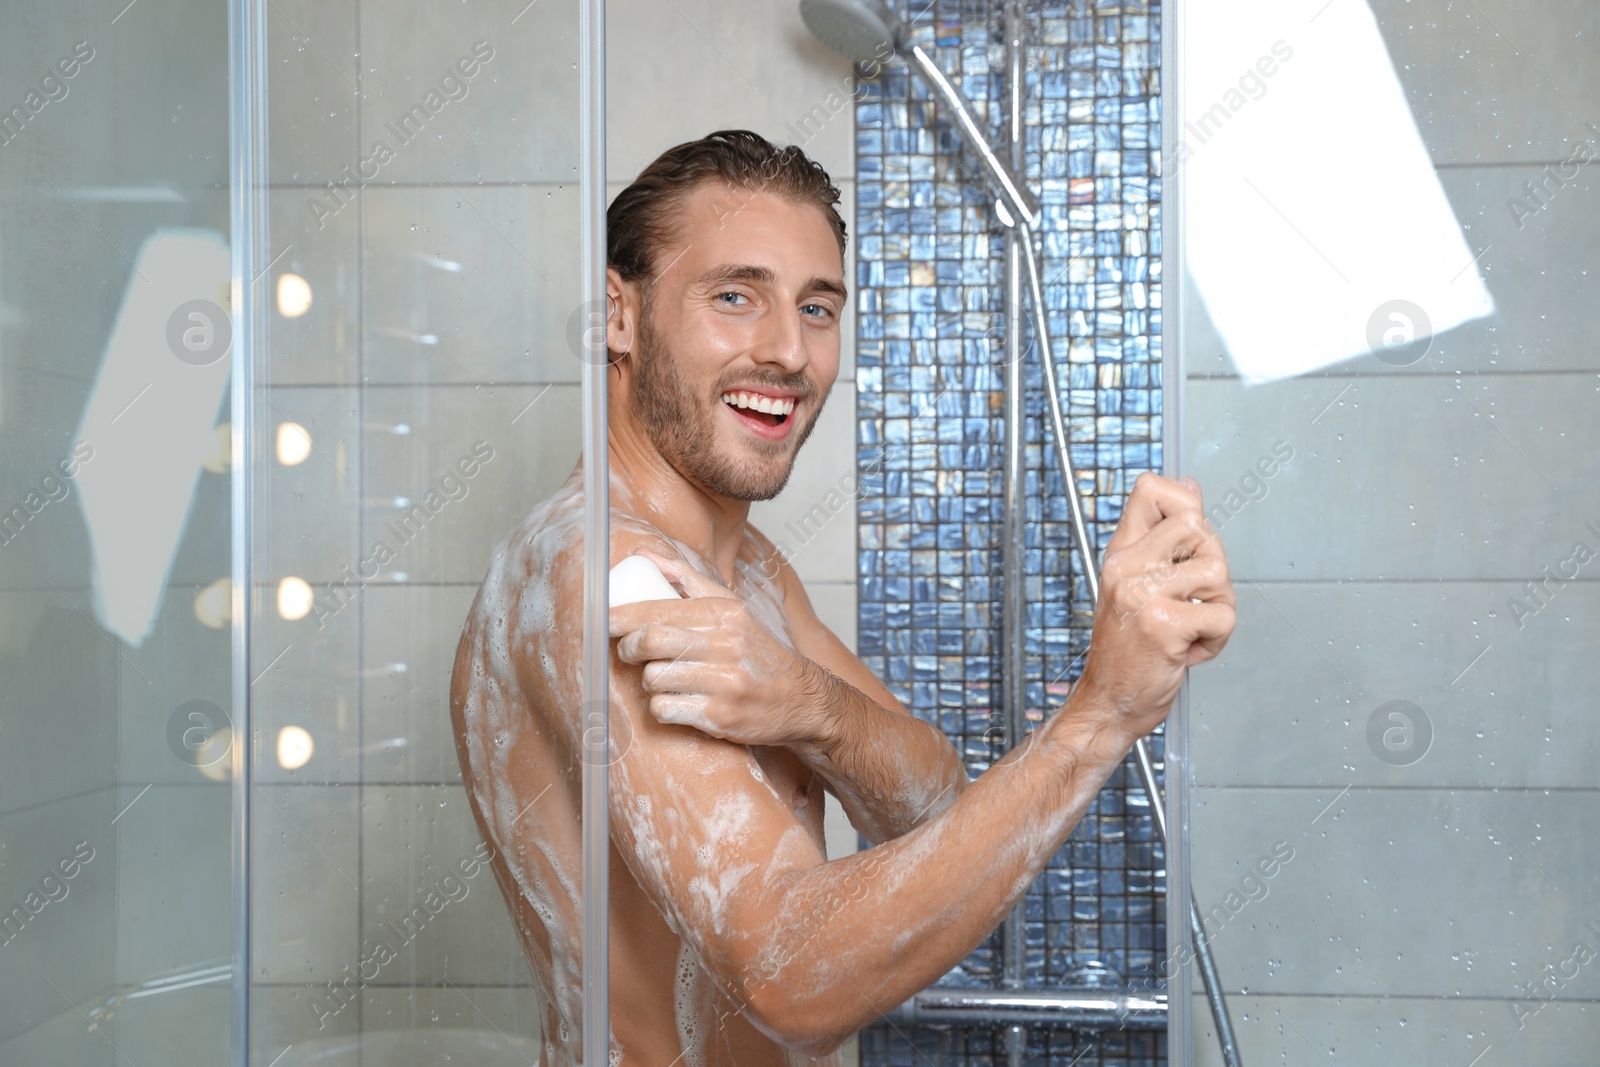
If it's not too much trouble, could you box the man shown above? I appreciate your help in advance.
[450,129,1235,1065]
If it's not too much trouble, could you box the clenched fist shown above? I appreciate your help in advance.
[1072,473,1236,745]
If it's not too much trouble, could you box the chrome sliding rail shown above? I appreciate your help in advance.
[885,989,1168,1029]
[998,6,1030,1067]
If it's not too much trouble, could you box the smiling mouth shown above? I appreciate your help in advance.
[721,389,796,429]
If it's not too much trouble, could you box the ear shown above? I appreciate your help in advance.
[606,266,639,362]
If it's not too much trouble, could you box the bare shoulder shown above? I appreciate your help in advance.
[611,512,689,568]
[450,479,594,750]
[455,492,709,722]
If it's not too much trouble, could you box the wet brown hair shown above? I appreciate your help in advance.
[606,129,848,296]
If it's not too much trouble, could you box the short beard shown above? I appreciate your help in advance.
[628,304,824,502]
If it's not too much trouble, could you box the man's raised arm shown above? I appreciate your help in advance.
[603,474,1235,1053]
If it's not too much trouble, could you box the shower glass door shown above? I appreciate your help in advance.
[1174,0,1600,1062]
[0,1,236,1061]
[248,0,597,1062]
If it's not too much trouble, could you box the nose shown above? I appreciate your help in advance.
[750,300,811,376]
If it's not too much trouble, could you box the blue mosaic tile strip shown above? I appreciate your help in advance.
[854,0,1165,1059]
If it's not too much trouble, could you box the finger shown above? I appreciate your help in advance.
[641,657,712,694]
[1174,555,1233,606]
[1131,512,1217,565]
[635,548,729,600]
[1104,473,1205,556]
[1114,554,1232,611]
[1164,596,1234,643]
[1178,601,1236,665]
[1165,557,1234,608]
[615,624,698,666]
[649,694,720,735]
[609,596,727,638]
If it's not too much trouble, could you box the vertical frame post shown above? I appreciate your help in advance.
[579,0,611,1061]
[1161,0,1195,1061]
[228,0,268,1060]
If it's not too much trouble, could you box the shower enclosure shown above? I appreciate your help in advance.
[3,0,1597,1065]
[2,0,595,1061]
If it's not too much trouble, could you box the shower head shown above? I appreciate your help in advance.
[798,0,1039,228]
[799,0,902,63]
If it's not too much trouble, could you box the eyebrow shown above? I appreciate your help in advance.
[692,262,848,303]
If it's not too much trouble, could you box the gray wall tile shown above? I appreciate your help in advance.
[361,583,478,786]
[265,187,361,387]
[606,0,857,184]
[253,580,362,787]
[250,784,360,984]
[1194,993,1599,1067]
[112,984,229,1065]
[0,1003,112,1067]
[267,0,359,185]
[749,383,859,586]
[806,578,860,655]
[262,386,362,584]
[0,592,118,812]
[359,784,531,987]
[118,582,232,788]
[361,384,582,586]
[1190,785,1600,1001]
[357,0,576,185]
[1191,580,1600,790]
[1186,373,1598,581]
[1375,0,1600,166]
[252,983,361,1065]
[361,184,582,386]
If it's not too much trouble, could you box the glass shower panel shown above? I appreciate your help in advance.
[0,1,234,1062]
[855,1,1169,1061]
[1176,0,1600,1063]
[249,0,588,1061]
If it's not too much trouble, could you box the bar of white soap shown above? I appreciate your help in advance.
[608,555,683,608]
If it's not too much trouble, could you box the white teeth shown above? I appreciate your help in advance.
[721,391,795,417]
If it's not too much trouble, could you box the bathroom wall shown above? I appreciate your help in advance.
[1182,1,1600,1063]
[245,0,864,1063]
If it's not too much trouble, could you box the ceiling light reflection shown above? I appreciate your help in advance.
[276,272,313,318]
[277,577,313,620]
[277,725,314,770]
[276,421,312,466]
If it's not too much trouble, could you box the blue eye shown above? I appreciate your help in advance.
[801,302,832,318]
[716,291,748,306]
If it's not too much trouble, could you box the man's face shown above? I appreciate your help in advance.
[623,182,845,502]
